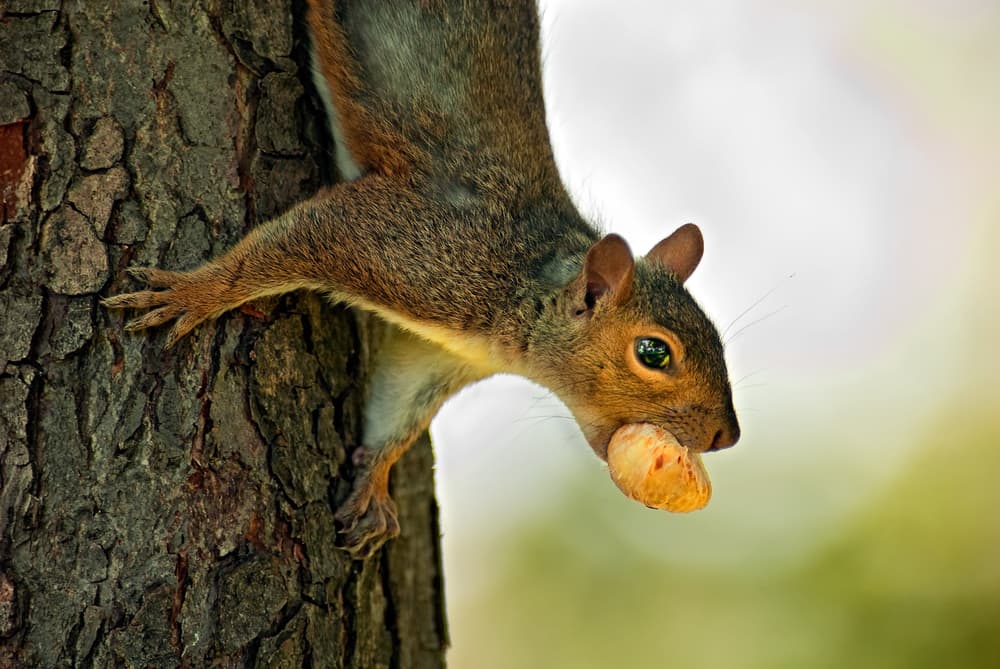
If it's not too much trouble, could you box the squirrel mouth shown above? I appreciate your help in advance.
[585,428,638,461]
[589,421,713,460]
[586,428,615,461]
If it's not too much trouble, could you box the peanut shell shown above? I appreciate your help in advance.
[607,423,712,512]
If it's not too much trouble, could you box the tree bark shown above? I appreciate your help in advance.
[0,1,447,667]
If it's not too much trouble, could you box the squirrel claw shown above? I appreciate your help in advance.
[104,265,222,347]
[335,485,400,560]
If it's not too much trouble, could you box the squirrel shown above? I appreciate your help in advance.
[102,0,740,559]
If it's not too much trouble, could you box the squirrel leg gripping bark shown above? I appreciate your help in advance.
[337,328,480,558]
[104,193,482,558]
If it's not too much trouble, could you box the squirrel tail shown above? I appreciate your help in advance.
[305,0,418,179]
[305,1,557,188]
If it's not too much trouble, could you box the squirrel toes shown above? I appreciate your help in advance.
[103,0,740,558]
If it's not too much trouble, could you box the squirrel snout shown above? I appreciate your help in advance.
[708,418,740,451]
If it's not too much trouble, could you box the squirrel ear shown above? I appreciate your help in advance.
[646,223,704,283]
[581,234,634,311]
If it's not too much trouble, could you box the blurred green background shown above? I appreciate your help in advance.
[432,1,1000,667]
[443,404,1000,669]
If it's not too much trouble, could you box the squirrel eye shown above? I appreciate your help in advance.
[635,337,671,369]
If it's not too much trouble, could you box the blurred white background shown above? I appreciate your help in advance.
[430,1,1000,665]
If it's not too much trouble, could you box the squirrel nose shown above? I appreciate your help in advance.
[708,417,740,451]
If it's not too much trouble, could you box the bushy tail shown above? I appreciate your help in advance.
[305,0,557,184]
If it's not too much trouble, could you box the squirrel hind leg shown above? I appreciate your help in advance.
[335,326,482,558]
[335,442,404,559]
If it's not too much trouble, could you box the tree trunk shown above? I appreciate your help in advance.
[0,1,447,667]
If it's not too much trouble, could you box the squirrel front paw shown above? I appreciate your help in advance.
[102,266,230,348]
[335,470,401,560]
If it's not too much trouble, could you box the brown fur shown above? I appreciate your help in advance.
[103,0,739,558]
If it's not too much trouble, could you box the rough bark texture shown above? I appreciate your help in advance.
[0,1,448,667]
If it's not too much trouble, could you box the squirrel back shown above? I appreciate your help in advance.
[306,0,599,343]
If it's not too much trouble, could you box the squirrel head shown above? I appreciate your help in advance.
[527,224,740,460]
